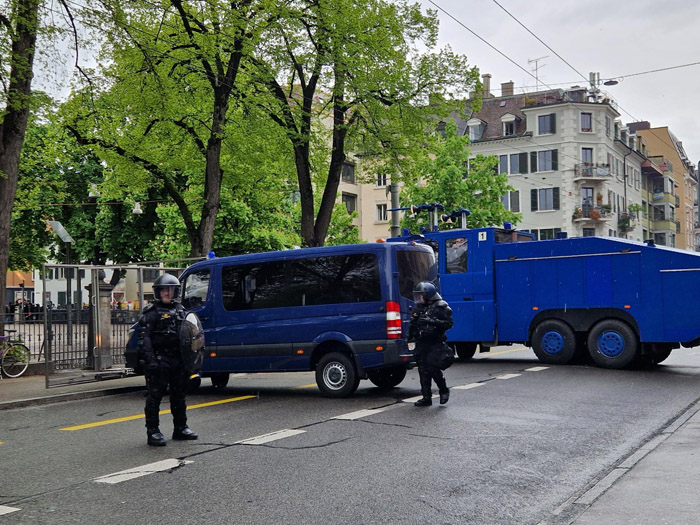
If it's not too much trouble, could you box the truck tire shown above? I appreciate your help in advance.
[316,352,360,398]
[452,342,477,361]
[210,373,230,389]
[587,320,638,369]
[532,320,577,364]
[367,366,407,389]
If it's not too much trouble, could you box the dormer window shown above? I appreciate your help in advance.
[500,113,517,137]
[467,118,485,141]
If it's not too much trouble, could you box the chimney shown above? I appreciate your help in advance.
[482,73,492,98]
[501,81,514,97]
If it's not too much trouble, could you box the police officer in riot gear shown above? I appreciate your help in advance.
[138,273,198,446]
[408,282,454,407]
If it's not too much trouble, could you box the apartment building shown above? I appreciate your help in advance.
[627,123,699,250]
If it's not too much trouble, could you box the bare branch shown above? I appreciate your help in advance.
[57,0,93,88]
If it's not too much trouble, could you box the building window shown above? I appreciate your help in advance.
[375,173,387,187]
[341,162,355,184]
[531,149,558,172]
[539,228,561,240]
[499,155,508,174]
[583,228,595,237]
[503,121,515,136]
[581,112,593,132]
[581,147,593,165]
[538,113,556,135]
[531,187,560,211]
[510,152,527,174]
[500,191,520,212]
[376,203,388,222]
[342,193,357,214]
[468,123,484,141]
[605,116,611,137]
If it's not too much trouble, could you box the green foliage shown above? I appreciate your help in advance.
[400,120,520,233]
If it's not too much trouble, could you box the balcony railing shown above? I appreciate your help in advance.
[572,205,612,221]
[574,163,612,178]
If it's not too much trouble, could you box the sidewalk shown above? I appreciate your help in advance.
[550,401,700,524]
[0,372,145,410]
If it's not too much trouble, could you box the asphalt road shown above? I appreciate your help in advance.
[3,345,700,524]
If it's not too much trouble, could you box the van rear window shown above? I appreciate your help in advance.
[222,253,381,311]
[396,250,436,299]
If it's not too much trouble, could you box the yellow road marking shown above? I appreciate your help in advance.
[60,395,256,431]
[475,346,529,357]
[0,441,4,445]
[292,383,317,390]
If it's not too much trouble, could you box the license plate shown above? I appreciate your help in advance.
[407,342,415,351]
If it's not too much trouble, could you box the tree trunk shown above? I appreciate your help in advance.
[0,0,40,332]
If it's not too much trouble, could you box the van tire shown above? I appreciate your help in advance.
[532,319,577,364]
[587,319,637,369]
[368,366,407,390]
[453,342,477,361]
[316,353,359,398]
[210,373,230,389]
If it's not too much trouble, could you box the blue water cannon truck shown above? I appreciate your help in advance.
[389,209,700,369]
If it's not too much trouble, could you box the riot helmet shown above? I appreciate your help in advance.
[153,273,181,302]
[413,281,441,304]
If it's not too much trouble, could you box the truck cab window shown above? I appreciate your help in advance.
[446,238,467,273]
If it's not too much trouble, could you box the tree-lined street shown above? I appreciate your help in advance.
[3,347,700,523]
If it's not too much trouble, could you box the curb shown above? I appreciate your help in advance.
[0,384,146,411]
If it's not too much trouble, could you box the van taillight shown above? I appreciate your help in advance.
[386,301,402,339]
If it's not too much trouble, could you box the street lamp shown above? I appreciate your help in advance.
[48,220,75,345]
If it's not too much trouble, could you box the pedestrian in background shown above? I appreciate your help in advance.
[137,274,198,446]
[408,282,454,407]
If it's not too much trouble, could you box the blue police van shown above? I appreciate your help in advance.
[126,242,436,397]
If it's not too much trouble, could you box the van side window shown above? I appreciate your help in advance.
[290,254,381,305]
[182,270,210,308]
[446,238,467,273]
[397,250,437,299]
[222,254,381,311]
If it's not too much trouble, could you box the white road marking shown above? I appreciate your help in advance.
[453,382,485,390]
[332,408,390,420]
[94,459,193,485]
[403,394,438,403]
[496,373,522,380]
[235,429,306,445]
[525,366,549,372]
[0,506,20,516]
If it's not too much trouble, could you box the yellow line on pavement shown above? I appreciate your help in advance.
[475,346,529,357]
[292,383,317,390]
[0,441,4,445]
[60,395,256,431]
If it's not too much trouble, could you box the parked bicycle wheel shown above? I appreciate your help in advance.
[2,343,30,378]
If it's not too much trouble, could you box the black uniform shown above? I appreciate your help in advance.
[408,299,454,404]
[138,300,192,442]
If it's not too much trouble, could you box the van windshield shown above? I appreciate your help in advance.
[396,249,437,300]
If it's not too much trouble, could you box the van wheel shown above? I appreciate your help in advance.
[532,320,577,364]
[587,320,637,369]
[316,353,359,398]
[452,342,477,361]
[368,367,407,390]
[210,373,230,389]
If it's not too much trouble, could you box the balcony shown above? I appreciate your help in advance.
[651,219,676,232]
[572,206,613,222]
[574,163,613,182]
[651,191,676,205]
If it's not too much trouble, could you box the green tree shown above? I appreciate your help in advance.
[401,120,520,232]
[250,0,479,247]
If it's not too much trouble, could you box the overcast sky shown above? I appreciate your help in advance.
[419,0,700,167]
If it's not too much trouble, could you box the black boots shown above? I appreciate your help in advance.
[439,389,450,405]
[172,426,198,440]
[147,429,166,447]
[414,397,432,407]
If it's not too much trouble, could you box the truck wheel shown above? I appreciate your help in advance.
[532,320,577,364]
[316,352,360,398]
[368,366,407,390]
[587,320,638,369]
[210,373,230,389]
[453,342,477,361]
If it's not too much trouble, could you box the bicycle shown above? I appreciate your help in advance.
[1,329,31,378]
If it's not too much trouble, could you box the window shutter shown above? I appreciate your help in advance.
[512,191,520,212]
[550,114,556,134]
[552,149,558,171]
[519,152,528,173]
[531,189,538,211]
[530,151,538,173]
[553,187,560,210]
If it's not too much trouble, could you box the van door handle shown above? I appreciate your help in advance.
[199,316,210,321]
[463,297,472,301]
